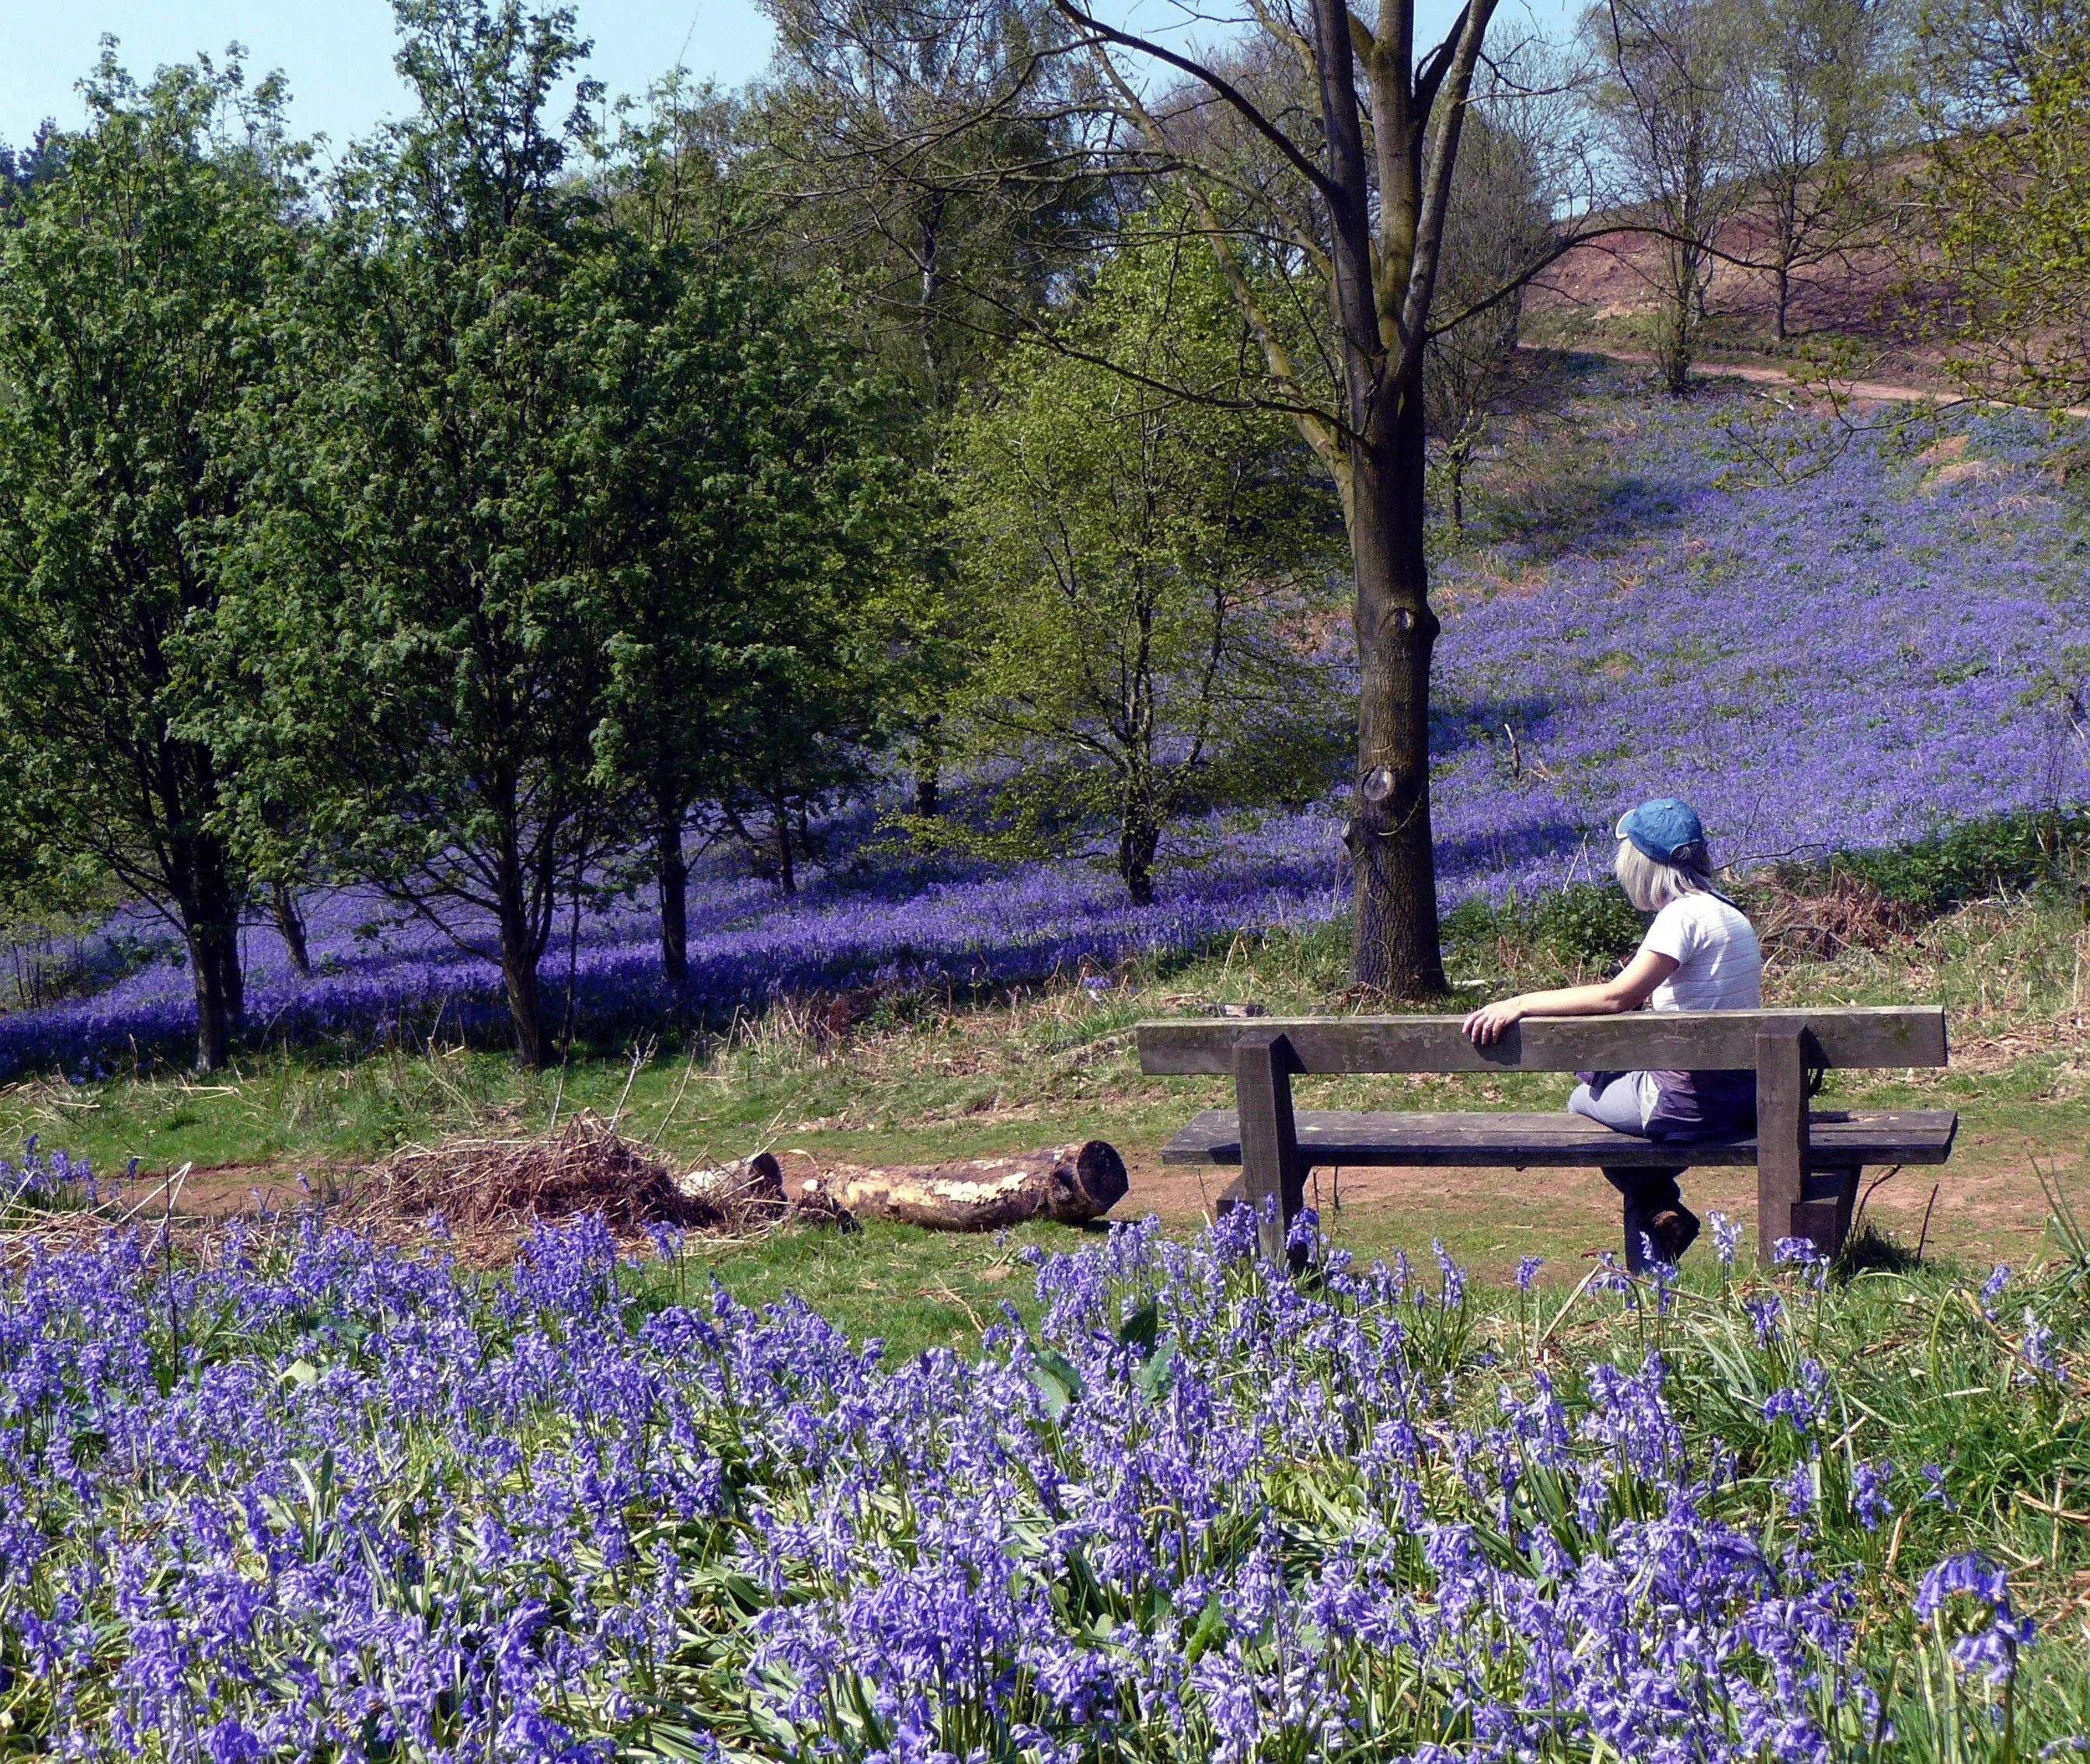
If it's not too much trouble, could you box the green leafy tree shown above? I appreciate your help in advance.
[942,230,1339,903]
[792,0,1618,995]
[588,108,912,974]
[217,0,620,1068]
[754,0,1101,822]
[0,51,295,1070]
[1913,0,2090,406]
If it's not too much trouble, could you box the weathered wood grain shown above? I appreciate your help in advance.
[1234,1030,1305,1266]
[1160,1107,1958,1169]
[1754,1030,1812,1262]
[1135,1007,1947,1075]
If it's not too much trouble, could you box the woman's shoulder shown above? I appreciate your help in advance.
[1653,891,1755,939]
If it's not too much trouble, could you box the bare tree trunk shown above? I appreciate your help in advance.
[1306,0,1454,1000]
[1659,239,1699,395]
[1346,398,1450,998]
[188,920,239,1072]
[1119,789,1158,905]
[914,710,942,824]
[772,792,797,898]
[270,880,312,978]
[1445,418,1483,534]
[500,929,550,1069]
[180,833,246,1071]
[493,841,550,1067]
[655,790,689,989]
[1774,260,1792,342]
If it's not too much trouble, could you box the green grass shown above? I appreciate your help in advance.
[5,817,2089,1333]
[11,859,2088,1178]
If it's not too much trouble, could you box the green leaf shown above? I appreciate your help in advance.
[1135,1336,1179,1401]
[1118,1300,1160,1356]
[1183,1593,1228,1664]
[1027,1347,1085,1418]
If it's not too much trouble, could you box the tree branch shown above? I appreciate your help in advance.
[1050,0,1344,207]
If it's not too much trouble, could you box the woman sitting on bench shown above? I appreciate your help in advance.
[1461,797,1762,1264]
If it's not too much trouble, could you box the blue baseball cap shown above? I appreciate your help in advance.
[1615,797,1707,863]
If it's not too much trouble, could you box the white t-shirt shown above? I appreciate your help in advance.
[1640,892,1761,1012]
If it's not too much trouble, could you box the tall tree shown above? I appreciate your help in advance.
[943,225,1339,901]
[0,53,294,1070]
[754,0,1101,823]
[0,123,64,221]
[589,102,911,978]
[1031,0,1589,993]
[1911,0,2090,406]
[218,0,618,1067]
[1425,107,1553,529]
[1733,0,1905,342]
[1585,0,1750,392]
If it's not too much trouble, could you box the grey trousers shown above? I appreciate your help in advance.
[1570,1073,1686,1239]
[1568,1073,1650,1133]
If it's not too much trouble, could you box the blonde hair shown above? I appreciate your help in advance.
[1615,838,1720,912]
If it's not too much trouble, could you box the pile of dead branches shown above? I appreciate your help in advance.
[364,1112,849,1244]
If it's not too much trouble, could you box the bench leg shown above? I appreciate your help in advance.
[1790,1165,1861,1260]
[1755,1030,1812,1266]
[1602,1166,1685,1272]
[1235,1030,1304,1267]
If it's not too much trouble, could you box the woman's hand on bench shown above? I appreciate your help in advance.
[1463,999,1527,1044]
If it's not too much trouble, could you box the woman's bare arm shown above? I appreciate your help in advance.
[1461,947,1680,1045]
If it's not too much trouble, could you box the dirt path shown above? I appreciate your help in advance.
[757,1128,2066,1269]
[64,1107,2074,1279]
[1557,343,2090,420]
[1100,1131,2070,1268]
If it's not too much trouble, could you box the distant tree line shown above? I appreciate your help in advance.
[0,0,2076,1070]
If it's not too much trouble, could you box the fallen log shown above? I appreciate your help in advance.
[678,1151,786,1213]
[804,1141,1129,1232]
[677,1151,859,1232]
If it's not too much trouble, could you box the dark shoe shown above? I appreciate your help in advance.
[1646,1204,1701,1266]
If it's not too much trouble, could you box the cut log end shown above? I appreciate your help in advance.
[1047,1140,1130,1224]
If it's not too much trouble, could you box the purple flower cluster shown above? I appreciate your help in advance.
[1915,1554,2036,1685]
[2,392,2083,1074]
[0,1191,2025,1761]
[0,1135,94,1218]
[1427,402,2088,890]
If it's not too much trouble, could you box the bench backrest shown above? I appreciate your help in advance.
[1135,1006,1947,1075]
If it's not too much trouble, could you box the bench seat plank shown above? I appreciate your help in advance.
[1161,1107,1959,1170]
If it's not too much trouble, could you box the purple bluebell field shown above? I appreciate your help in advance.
[0,1184,2065,1759]
[4,389,2082,1073]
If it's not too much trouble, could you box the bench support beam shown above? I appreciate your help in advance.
[1756,1030,1814,1263]
[1793,1165,1862,1257]
[1235,1030,1305,1267]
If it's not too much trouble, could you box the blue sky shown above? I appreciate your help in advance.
[2,0,1552,155]
[1,1,778,150]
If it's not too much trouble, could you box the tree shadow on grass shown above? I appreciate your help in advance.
[1447,350,1703,567]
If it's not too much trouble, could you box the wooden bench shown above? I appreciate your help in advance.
[1136,1008,1956,1267]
